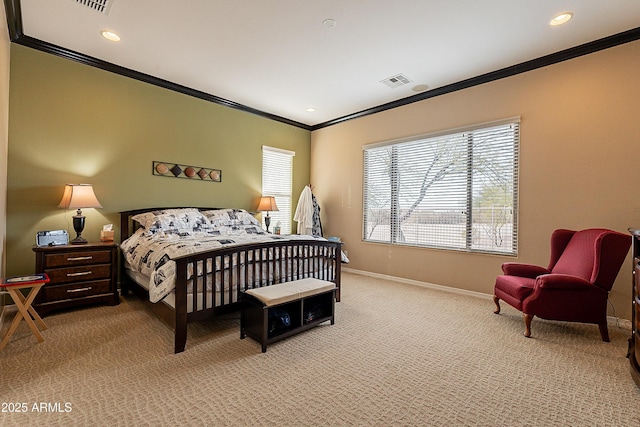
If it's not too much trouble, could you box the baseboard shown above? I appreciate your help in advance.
[341,267,632,330]
[610,317,632,330]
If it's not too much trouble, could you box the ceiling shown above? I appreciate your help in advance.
[8,0,640,129]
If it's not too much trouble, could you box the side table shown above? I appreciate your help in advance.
[0,273,50,350]
[32,242,119,315]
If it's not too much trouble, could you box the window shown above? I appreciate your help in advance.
[363,118,519,255]
[262,146,294,234]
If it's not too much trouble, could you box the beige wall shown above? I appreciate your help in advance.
[6,45,311,277]
[311,40,640,321]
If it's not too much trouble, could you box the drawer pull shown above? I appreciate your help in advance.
[67,287,92,293]
[66,271,92,277]
[67,256,93,261]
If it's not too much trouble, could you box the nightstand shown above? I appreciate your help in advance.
[32,242,119,316]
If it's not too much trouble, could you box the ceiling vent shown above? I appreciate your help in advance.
[381,73,412,89]
[73,0,113,15]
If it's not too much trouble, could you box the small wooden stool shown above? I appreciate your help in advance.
[0,274,50,350]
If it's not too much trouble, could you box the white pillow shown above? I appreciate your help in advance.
[202,209,261,228]
[132,208,211,234]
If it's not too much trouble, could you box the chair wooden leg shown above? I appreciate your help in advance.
[598,322,610,342]
[493,295,501,314]
[523,313,533,337]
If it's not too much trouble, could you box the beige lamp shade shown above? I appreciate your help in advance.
[257,196,278,233]
[257,196,279,212]
[58,184,103,210]
[58,184,102,244]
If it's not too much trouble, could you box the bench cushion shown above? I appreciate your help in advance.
[245,278,335,307]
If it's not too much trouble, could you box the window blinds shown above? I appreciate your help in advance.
[363,118,519,255]
[262,146,294,234]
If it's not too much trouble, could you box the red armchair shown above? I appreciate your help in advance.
[493,228,630,341]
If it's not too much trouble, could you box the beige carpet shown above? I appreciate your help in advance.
[1,272,639,426]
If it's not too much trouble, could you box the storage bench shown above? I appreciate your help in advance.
[240,278,336,352]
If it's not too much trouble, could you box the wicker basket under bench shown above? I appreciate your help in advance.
[241,278,336,352]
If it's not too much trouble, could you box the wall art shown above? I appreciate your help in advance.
[153,161,222,182]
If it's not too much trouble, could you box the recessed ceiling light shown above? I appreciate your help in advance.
[100,30,121,42]
[323,19,336,28]
[412,84,429,92]
[550,12,573,26]
[306,107,316,112]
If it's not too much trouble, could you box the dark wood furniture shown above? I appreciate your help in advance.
[241,278,336,352]
[119,207,342,354]
[629,228,640,388]
[33,243,119,316]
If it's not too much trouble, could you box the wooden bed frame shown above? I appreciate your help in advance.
[119,207,342,353]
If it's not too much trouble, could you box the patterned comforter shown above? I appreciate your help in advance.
[121,227,333,303]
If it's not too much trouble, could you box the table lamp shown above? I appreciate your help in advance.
[257,196,279,233]
[58,184,103,244]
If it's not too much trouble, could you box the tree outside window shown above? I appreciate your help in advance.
[363,119,519,255]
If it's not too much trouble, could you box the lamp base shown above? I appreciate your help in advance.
[70,235,88,245]
[72,213,88,244]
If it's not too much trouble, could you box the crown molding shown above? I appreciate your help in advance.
[4,0,640,132]
[2,0,313,131]
[311,26,640,130]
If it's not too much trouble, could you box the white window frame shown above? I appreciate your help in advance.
[262,146,295,234]
[363,118,520,255]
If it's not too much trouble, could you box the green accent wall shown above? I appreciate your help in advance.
[6,45,311,277]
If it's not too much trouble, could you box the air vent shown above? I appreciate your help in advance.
[73,0,113,15]
[381,73,412,89]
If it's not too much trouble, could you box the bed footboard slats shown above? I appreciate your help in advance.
[167,238,341,353]
[174,239,341,315]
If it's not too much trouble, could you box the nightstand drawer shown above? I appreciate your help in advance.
[33,242,119,315]
[43,280,112,301]
[44,264,111,284]
[44,250,113,268]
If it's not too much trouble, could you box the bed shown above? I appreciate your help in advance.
[119,207,343,353]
